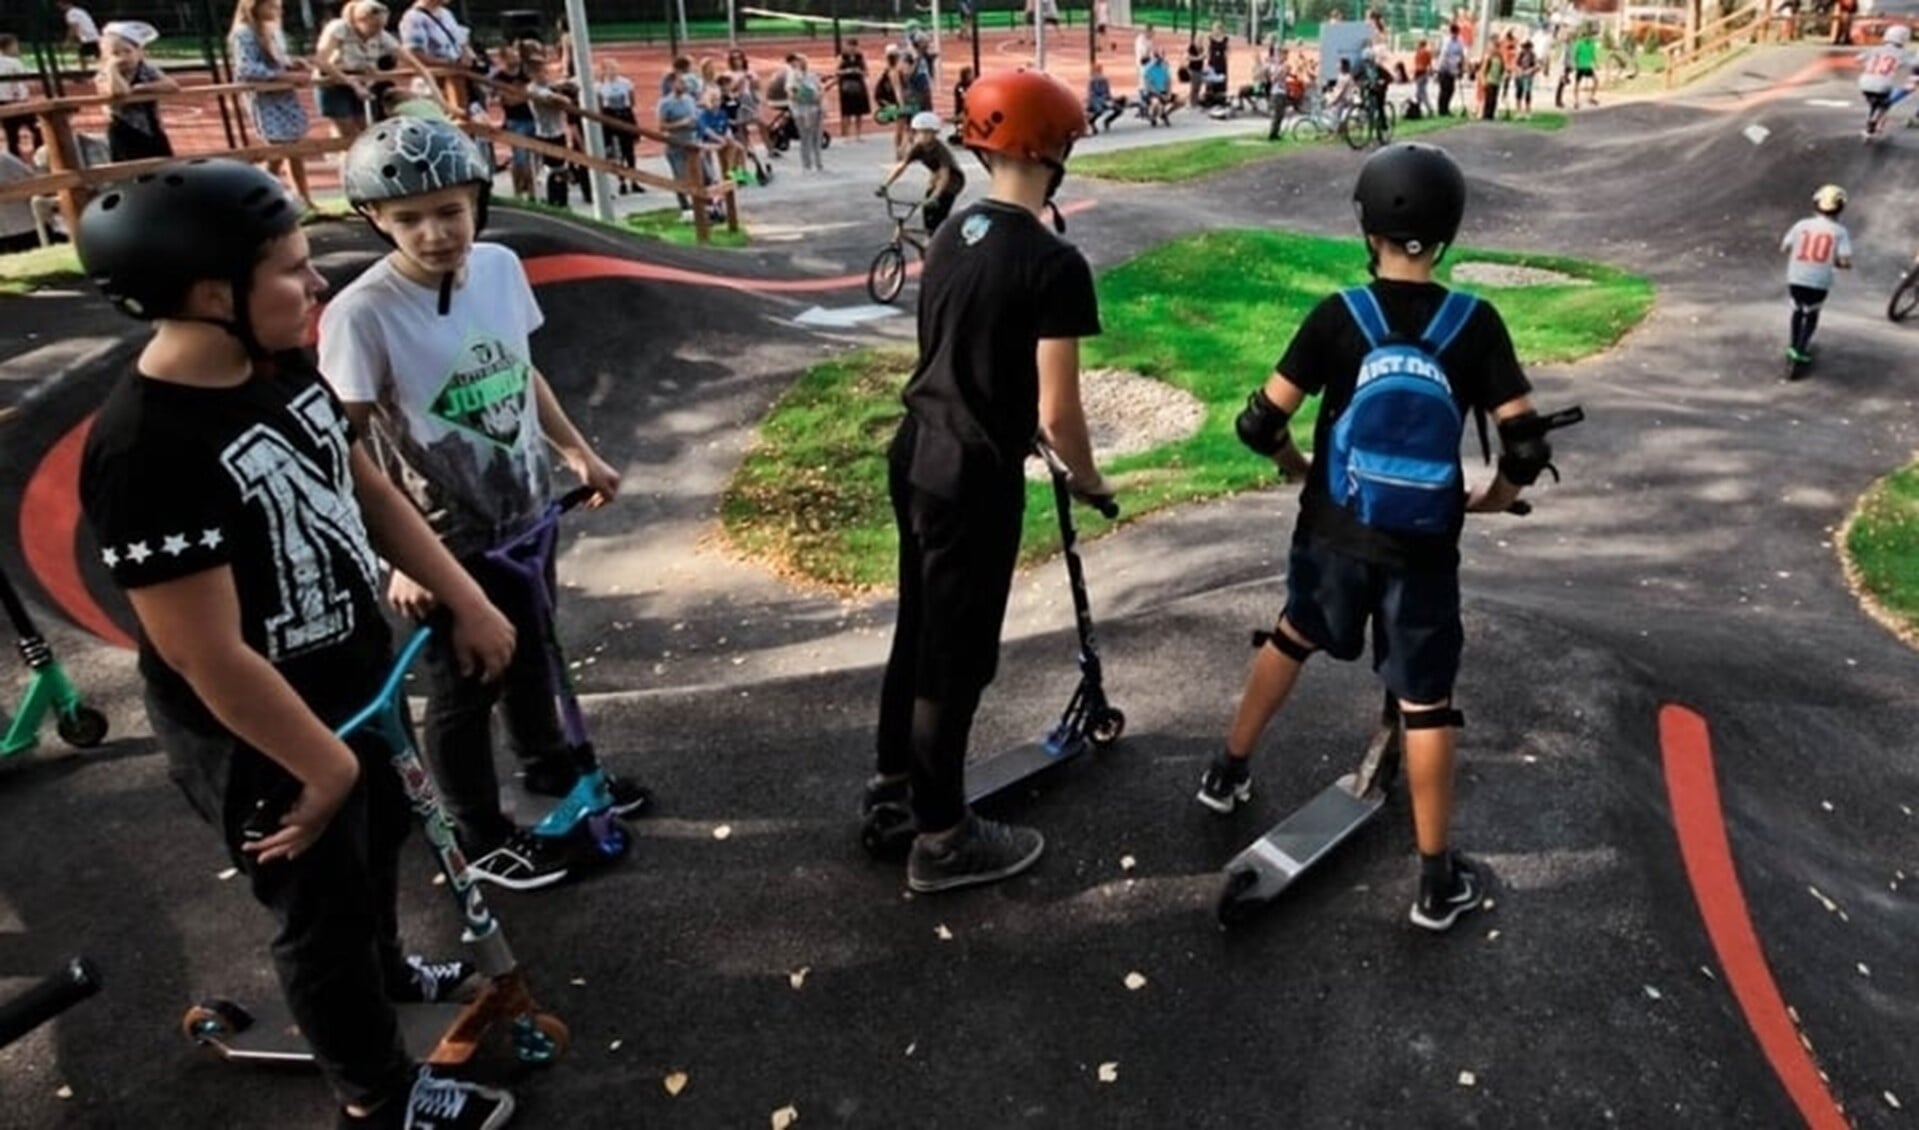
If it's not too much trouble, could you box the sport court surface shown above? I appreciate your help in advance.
[0,41,1915,1130]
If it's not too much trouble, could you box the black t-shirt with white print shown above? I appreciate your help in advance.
[900,199,1101,498]
[1278,279,1532,570]
[80,352,391,734]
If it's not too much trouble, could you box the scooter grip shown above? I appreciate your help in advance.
[557,485,598,513]
[0,958,102,1050]
[1087,494,1120,520]
[1506,500,1532,517]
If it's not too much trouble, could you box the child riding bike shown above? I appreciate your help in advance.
[1859,23,1916,139]
[878,110,965,233]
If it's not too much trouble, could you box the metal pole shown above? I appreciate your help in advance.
[667,0,679,60]
[971,6,981,76]
[831,0,843,57]
[1090,0,1097,62]
[562,0,613,221]
[728,0,737,48]
[931,0,943,91]
[1037,0,1047,68]
[676,0,691,46]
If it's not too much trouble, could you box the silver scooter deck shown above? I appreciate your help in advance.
[187,997,469,1064]
[1218,775,1383,916]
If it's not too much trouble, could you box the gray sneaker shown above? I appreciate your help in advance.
[907,814,1044,893]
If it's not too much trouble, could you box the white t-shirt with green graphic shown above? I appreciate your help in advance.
[318,241,555,556]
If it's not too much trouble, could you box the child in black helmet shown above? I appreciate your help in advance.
[865,70,1113,894]
[1201,142,1545,933]
[75,158,519,1128]
[322,115,650,891]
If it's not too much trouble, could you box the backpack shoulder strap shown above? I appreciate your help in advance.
[1420,290,1480,355]
[1339,286,1392,349]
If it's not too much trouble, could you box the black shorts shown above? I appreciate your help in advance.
[1574,66,1595,79]
[78,41,101,63]
[1281,537,1463,703]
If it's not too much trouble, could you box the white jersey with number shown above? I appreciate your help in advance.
[1857,44,1914,95]
[1781,215,1851,291]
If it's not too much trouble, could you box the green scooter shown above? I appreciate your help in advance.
[0,565,108,756]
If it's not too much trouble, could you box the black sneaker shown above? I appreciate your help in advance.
[1410,852,1489,933]
[906,814,1044,894]
[465,829,571,891]
[1195,754,1253,814]
[338,1068,514,1130]
[389,955,477,1004]
[520,762,653,818]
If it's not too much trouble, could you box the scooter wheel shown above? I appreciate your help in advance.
[56,705,109,749]
[860,804,915,861]
[589,814,630,860]
[1089,707,1126,748]
[514,1012,571,1063]
[1215,867,1262,930]
[182,997,255,1042]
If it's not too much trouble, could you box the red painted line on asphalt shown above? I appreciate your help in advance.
[1713,53,1854,113]
[1657,704,1851,1130]
[19,415,135,650]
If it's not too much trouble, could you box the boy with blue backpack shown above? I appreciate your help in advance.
[1199,142,1558,933]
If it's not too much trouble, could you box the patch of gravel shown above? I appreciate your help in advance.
[1029,368,1206,478]
[1451,261,1590,288]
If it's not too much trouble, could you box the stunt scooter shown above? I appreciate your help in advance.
[183,625,569,1066]
[0,958,102,1049]
[862,443,1126,858]
[1215,405,1583,927]
[483,485,637,864]
[0,565,108,757]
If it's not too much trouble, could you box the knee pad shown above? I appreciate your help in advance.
[1400,705,1465,730]
[1251,625,1315,663]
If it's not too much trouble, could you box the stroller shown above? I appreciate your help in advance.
[765,105,833,153]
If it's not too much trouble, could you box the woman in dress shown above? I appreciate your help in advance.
[837,39,870,140]
[231,0,317,209]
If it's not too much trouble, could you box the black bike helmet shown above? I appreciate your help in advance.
[343,116,494,314]
[77,158,300,352]
[1352,142,1468,257]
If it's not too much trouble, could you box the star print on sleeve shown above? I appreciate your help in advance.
[101,547,120,568]
[200,528,224,550]
[124,541,152,564]
[161,533,190,556]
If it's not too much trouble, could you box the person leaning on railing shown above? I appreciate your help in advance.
[315,0,443,142]
[95,20,177,162]
[0,34,43,163]
[231,0,319,211]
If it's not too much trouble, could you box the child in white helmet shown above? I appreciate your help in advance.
[1779,184,1852,371]
[1859,23,1916,139]
[878,110,966,232]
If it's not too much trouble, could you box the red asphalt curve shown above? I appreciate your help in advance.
[1658,704,1852,1130]
[17,200,1098,649]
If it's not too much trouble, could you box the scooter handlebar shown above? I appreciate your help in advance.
[1033,442,1119,519]
[0,958,102,1051]
[557,485,598,514]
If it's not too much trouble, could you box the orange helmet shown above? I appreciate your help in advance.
[962,70,1087,164]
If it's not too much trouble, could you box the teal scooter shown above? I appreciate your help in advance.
[0,566,108,756]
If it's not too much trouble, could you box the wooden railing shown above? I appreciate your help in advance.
[1663,0,1772,88]
[0,68,737,245]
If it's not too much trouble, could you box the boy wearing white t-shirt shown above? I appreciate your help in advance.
[323,117,649,890]
[1779,183,1852,370]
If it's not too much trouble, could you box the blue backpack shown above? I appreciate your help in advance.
[1326,287,1480,535]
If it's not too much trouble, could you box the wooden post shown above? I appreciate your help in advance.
[38,104,86,241]
[686,142,710,244]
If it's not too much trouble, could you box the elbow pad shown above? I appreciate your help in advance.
[1496,411,1555,487]
[1235,389,1292,457]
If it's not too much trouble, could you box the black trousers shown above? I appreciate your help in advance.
[1436,71,1457,115]
[418,552,568,848]
[876,420,1025,832]
[149,695,414,1109]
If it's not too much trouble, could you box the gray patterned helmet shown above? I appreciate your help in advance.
[342,116,492,221]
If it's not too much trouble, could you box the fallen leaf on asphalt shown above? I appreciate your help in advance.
[1644,985,1663,1001]
[1097,1062,1119,1083]
[56,1086,72,1100]
[1458,1071,1477,1087]
[570,977,587,986]
[771,1104,800,1129]
[1123,972,1147,991]
[609,1039,623,1052]
[1819,800,1834,812]
[904,1041,917,1056]
[217,868,239,881]
[935,924,953,941]
[1486,930,1501,941]
[1857,963,1871,978]
[1808,887,1839,914]
[1119,855,1137,872]
[713,824,733,840]
[663,1072,688,1097]
[1886,1092,1902,1110]
[789,966,810,990]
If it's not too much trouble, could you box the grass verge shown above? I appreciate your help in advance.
[1072,111,1567,184]
[495,197,750,249]
[722,227,1651,590]
[1842,463,1919,645]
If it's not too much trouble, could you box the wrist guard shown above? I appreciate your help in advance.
[1235,389,1292,457]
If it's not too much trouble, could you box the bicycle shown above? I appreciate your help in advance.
[1341,89,1395,149]
[1890,252,1919,323]
[1282,88,1350,142]
[868,190,927,305]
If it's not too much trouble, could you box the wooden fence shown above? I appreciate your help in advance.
[0,69,738,246]
[1662,0,1772,89]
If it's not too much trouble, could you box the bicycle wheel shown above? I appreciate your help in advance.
[1890,263,1919,323]
[1340,110,1366,150]
[868,244,907,304]
[1287,115,1325,142]
[1377,100,1396,145]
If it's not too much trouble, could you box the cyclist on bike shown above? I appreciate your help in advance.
[879,110,966,233]
[1357,45,1392,130]
[1858,23,1915,140]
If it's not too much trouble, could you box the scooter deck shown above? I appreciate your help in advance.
[966,737,1084,805]
[193,999,469,1064]
[1221,776,1384,905]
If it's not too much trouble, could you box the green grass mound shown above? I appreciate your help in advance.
[723,228,1652,590]
[1844,464,1919,644]
[1072,112,1567,184]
